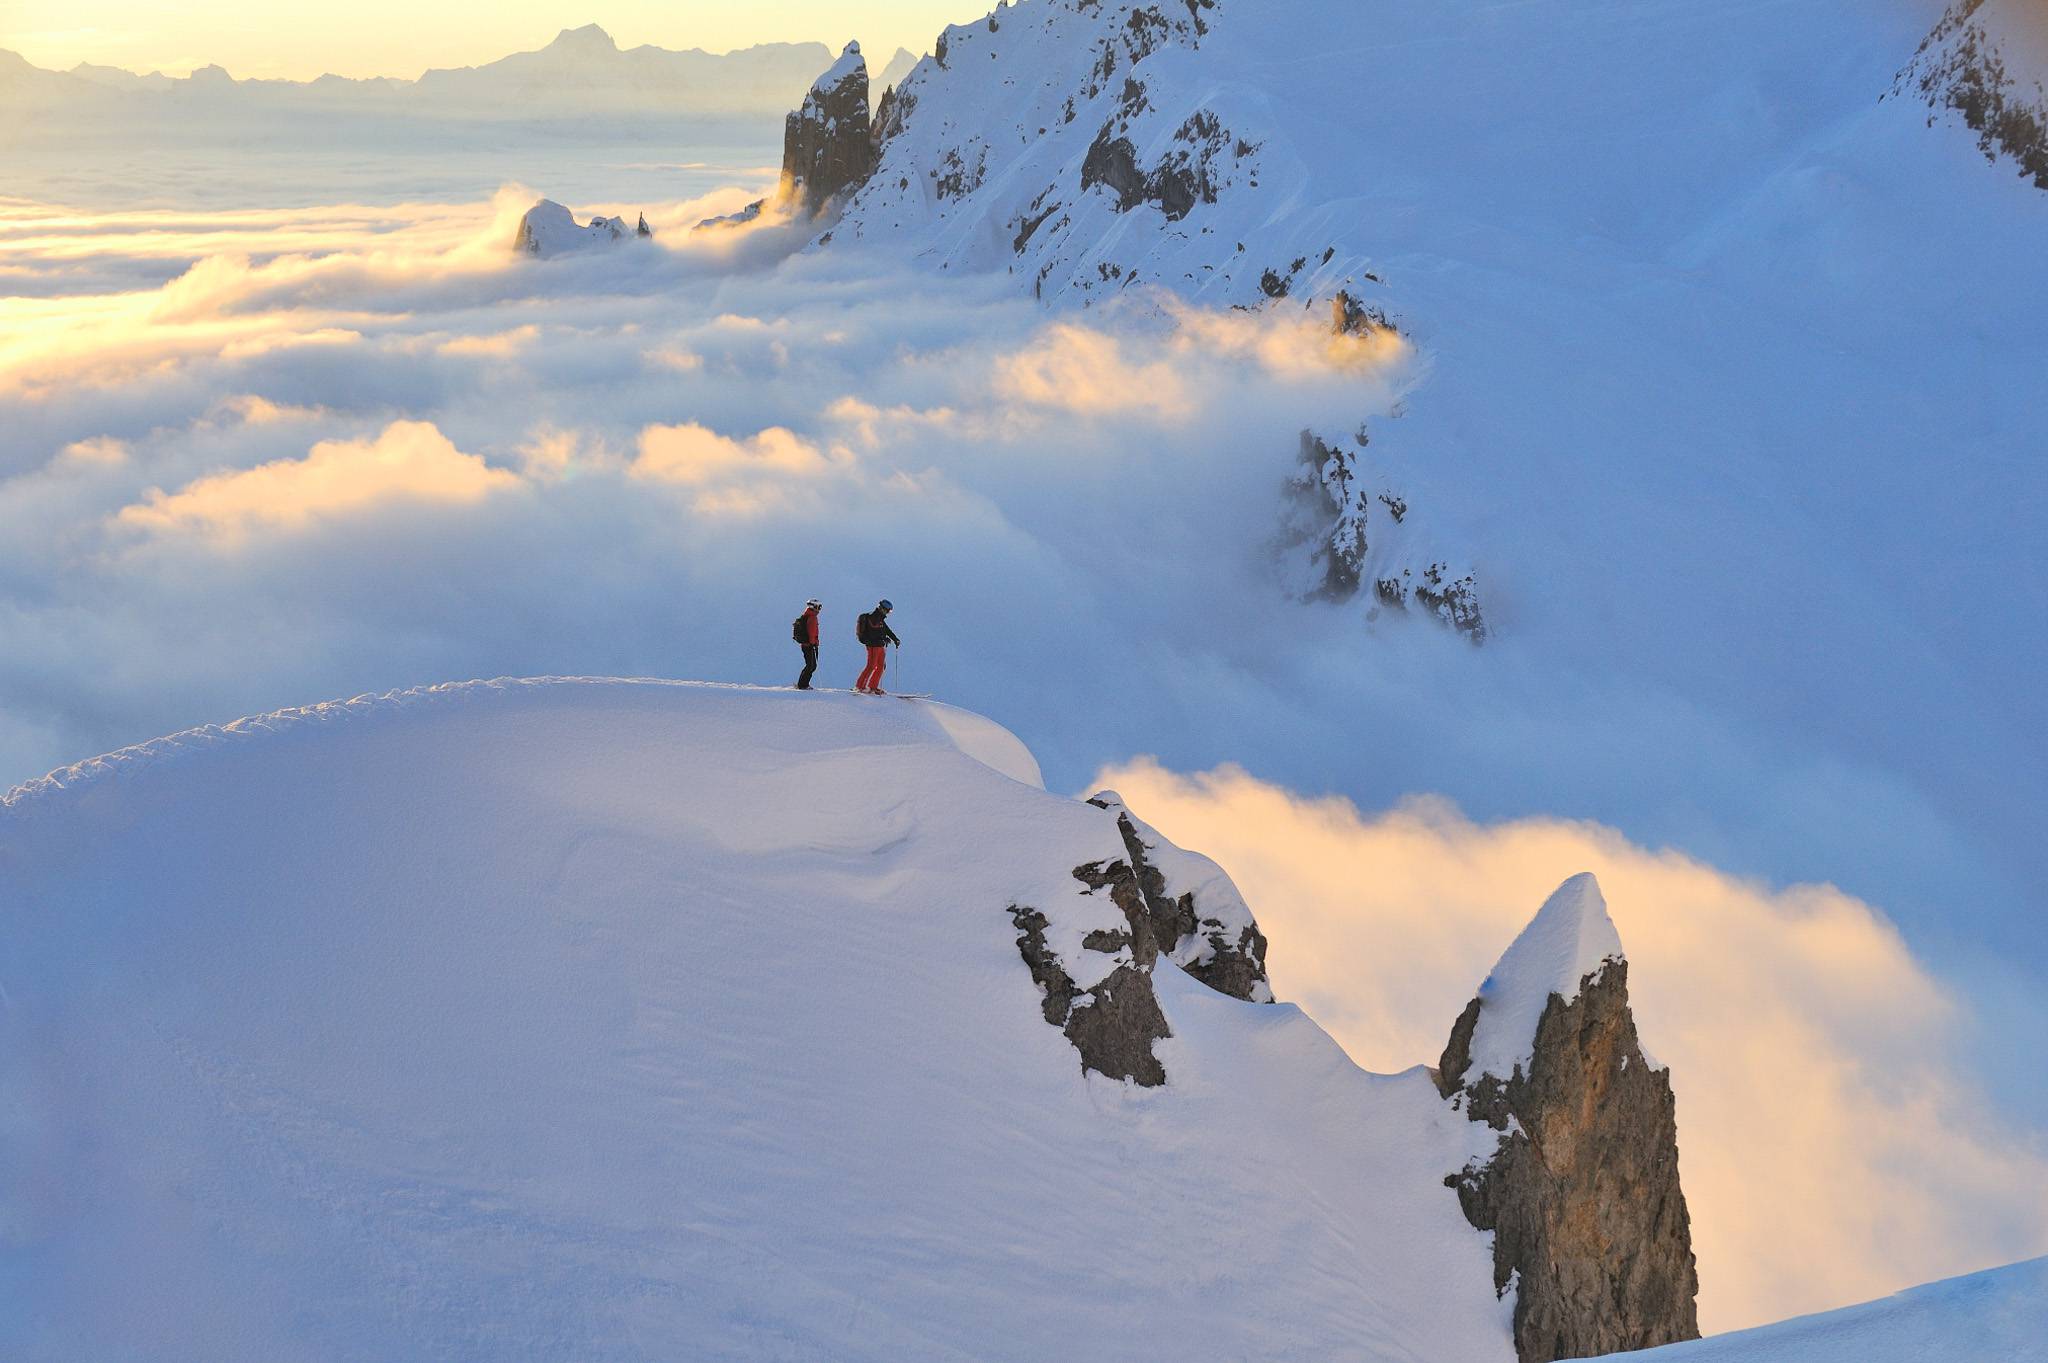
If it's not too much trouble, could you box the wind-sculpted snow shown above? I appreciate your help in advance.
[0,677,1516,1361]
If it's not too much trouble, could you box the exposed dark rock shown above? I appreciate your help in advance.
[1414,563,1486,641]
[1005,794,1274,1086]
[1080,108,1229,222]
[1087,794,1272,1003]
[781,41,879,217]
[1063,965,1170,1086]
[1280,425,1486,640]
[1013,197,1062,253]
[1010,899,1167,1087]
[871,85,899,150]
[1331,289,1394,338]
[1008,905,1076,1026]
[1282,430,1367,600]
[1438,959,1700,1361]
[1898,0,2048,189]
[1081,125,1147,210]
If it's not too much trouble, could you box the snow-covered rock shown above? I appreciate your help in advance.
[1438,874,1699,1362]
[0,677,1523,1361]
[1897,0,2048,189]
[511,198,649,258]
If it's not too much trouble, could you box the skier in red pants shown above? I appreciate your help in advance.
[854,599,900,694]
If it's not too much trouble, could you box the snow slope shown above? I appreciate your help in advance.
[0,678,1511,1361]
[1627,1255,2048,1362]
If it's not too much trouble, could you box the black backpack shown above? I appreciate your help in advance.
[791,613,808,643]
[855,611,873,643]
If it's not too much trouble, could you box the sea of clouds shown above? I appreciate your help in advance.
[3,126,2046,1333]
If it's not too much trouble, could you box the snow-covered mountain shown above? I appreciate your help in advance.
[782,0,2048,638]
[2,677,1698,1361]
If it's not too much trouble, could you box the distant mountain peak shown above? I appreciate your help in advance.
[550,23,618,51]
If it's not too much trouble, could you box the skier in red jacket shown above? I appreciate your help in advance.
[794,599,822,689]
[855,599,900,694]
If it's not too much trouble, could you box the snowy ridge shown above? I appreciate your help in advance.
[0,676,1517,1360]
[1,676,1005,811]
[1464,872,1628,1084]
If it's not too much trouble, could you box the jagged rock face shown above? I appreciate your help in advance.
[1279,428,1485,641]
[1005,793,1272,1085]
[1438,959,1700,1362]
[1898,0,2048,189]
[1088,793,1272,1002]
[782,41,879,217]
[828,0,1354,307]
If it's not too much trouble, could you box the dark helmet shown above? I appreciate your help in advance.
[805,598,821,609]
[877,599,893,612]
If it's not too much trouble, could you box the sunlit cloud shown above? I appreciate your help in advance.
[115,419,521,543]
[632,422,851,488]
[1094,759,2048,1334]
[206,393,329,426]
[55,436,130,467]
[435,324,541,358]
[1162,295,1413,377]
[993,322,1191,418]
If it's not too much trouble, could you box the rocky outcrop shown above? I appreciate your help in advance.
[512,199,650,257]
[781,41,879,216]
[1008,901,1171,1086]
[1897,0,2048,190]
[1280,427,1485,642]
[702,41,883,232]
[1436,875,1699,1362]
[1085,793,1272,1002]
[1005,793,1273,1086]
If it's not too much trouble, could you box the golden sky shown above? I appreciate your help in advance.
[0,1,977,79]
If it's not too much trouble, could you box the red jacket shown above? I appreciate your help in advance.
[804,608,820,646]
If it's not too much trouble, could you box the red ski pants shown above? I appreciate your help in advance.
[858,644,888,691]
